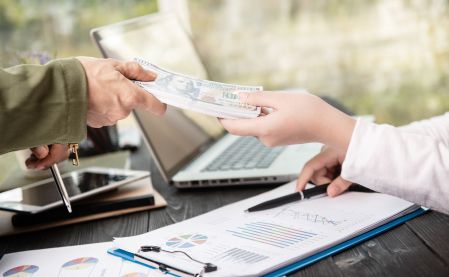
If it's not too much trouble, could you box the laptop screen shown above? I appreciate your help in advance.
[91,12,226,181]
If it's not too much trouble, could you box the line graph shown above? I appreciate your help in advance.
[274,207,345,226]
[264,206,374,231]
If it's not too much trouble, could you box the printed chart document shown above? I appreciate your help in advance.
[0,242,160,277]
[114,181,420,277]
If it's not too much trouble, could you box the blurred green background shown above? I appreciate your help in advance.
[1,0,449,126]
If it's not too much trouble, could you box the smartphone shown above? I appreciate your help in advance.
[0,167,149,214]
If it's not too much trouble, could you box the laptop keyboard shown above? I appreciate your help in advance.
[202,137,286,172]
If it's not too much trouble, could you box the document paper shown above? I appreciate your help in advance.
[114,181,419,277]
[0,242,161,277]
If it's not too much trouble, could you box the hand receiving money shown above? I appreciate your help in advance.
[219,90,357,152]
[132,58,262,119]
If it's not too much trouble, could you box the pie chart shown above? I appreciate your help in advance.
[166,234,208,248]
[121,273,148,277]
[3,265,39,277]
[61,257,98,270]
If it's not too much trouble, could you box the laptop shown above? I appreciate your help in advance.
[90,12,323,188]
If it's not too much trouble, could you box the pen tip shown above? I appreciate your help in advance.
[244,210,249,213]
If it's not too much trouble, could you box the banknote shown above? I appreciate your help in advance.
[132,57,262,119]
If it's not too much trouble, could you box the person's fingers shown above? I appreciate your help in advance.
[296,150,339,191]
[327,176,352,197]
[296,159,320,191]
[311,168,333,185]
[133,88,167,116]
[218,117,266,137]
[112,60,157,82]
[239,91,279,108]
[25,156,39,169]
[30,145,49,159]
[35,145,70,171]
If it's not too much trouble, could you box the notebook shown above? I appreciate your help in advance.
[112,180,420,277]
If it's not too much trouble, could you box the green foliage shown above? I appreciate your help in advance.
[341,87,449,126]
[2,0,449,126]
[0,49,54,68]
[189,0,449,126]
[0,0,158,58]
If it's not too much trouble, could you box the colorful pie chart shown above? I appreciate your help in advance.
[3,265,39,277]
[61,257,98,270]
[121,273,148,277]
[166,234,208,248]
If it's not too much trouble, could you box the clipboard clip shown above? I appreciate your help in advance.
[135,245,217,277]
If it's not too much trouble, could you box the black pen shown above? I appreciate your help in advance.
[245,183,331,213]
[245,183,377,213]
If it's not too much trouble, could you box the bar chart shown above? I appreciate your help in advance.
[226,222,317,248]
[213,248,269,265]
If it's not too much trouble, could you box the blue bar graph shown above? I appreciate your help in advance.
[226,222,317,248]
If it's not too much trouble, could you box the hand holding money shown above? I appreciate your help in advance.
[219,90,357,153]
[76,57,166,128]
[132,57,262,119]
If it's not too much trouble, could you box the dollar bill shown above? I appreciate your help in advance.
[132,57,262,119]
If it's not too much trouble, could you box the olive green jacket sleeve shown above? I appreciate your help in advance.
[0,58,87,153]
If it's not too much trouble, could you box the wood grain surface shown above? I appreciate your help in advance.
[1,143,448,276]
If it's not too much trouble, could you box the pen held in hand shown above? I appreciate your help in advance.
[244,183,331,213]
[50,164,72,213]
[244,183,377,213]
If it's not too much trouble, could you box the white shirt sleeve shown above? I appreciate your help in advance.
[397,113,449,148]
[341,116,449,214]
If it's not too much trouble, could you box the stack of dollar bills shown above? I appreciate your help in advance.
[132,57,262,119]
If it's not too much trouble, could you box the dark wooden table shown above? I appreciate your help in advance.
[1,143,449,277]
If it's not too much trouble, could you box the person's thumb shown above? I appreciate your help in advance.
[327,176,352,197]
[239,91,278,108]
[115,60,157,82]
